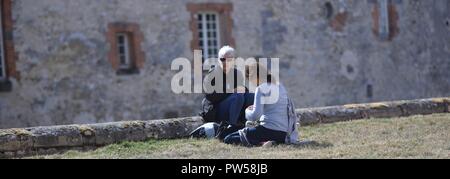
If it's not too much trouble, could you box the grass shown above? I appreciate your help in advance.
[29,113,450,159]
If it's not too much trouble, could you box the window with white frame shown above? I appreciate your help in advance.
[116,33,131,69]
[0,4,5,80]
[196,12,220,59]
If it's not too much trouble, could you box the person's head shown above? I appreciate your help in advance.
[218,46,235,73]
[245,60,274,86]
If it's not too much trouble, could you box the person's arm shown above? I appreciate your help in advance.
[204,68,229,104]
[245,87,264,121]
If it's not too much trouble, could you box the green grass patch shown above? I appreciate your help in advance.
[29,113,450,159]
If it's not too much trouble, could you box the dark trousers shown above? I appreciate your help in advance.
[223,126,287,146]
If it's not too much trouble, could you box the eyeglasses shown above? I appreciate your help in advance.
[220,58,235,62]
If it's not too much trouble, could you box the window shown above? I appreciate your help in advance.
[371,0,399,41]
[0,3,5,80]
[106,22,146,75]
[187,3,235,60]
[0,0,17,92]
[377,0,390,40]
[197,12,220,59]
[116,33,131,69]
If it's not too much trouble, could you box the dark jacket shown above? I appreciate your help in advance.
[199,65,245,123]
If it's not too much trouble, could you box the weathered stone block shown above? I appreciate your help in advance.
[143,117,202,139]
[297,109,321,126]
[30,126,83,148]
[88,123,116,146]
[430,97,450,113]
[363,102,403,119]
[316,106,365,124]
[119,121,147,142]
[77,125,96,146]
[0,134,25,152]
[398,99,448,116]
[0,129,33,151]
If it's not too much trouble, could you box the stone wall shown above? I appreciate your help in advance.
[0,0,449,128]
[1,97,449,158]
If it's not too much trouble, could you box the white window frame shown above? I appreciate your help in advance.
[197,12,221,59]
[0,4,6,80]
[116,33,131,69]
[378,0,390,40]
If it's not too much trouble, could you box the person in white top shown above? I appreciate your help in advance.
[223,61,290,146]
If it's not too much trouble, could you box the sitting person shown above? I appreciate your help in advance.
[198,46,254,139]
[223,61,296,146]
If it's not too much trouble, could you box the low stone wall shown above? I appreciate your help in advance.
[0,117,203,158]
[1,97,449,158]
[298,97,450,125]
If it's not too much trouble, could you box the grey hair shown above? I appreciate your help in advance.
[218,46,235,59]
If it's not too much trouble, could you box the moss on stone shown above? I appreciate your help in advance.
[78,125,95,137]
[12,129,33,137]
[368,103,389,109]
[431,97,450,104]
[431,98,446,103]
[343,104,364,109]
[0,128,32,137]
[0,131,9,137]
[122,121,145,128]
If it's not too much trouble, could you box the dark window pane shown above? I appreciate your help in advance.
[207,24,211,29]
[119,46,125,54]
[199,32,203,38]
[197,14,202,21]
[206,14,210,21]
[211,15,216,21]
[118,35,124,44]
[120,56,126,64]
[198,24,202,29]
[199,41,203,47]
[212,32,216,38]
[212,24,216,29]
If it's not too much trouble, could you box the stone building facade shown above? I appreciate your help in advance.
[0,0,449,128]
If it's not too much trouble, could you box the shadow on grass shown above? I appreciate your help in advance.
[289,140,334,149]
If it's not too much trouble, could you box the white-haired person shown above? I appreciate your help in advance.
[199,46,255,140]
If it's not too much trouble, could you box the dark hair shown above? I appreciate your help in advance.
[245,59,274,84]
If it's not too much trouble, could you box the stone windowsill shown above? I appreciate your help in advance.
[116,68,140,76]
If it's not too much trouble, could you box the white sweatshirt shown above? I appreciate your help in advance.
[245,83,289,133]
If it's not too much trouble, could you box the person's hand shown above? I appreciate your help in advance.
[246,121,258,128]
